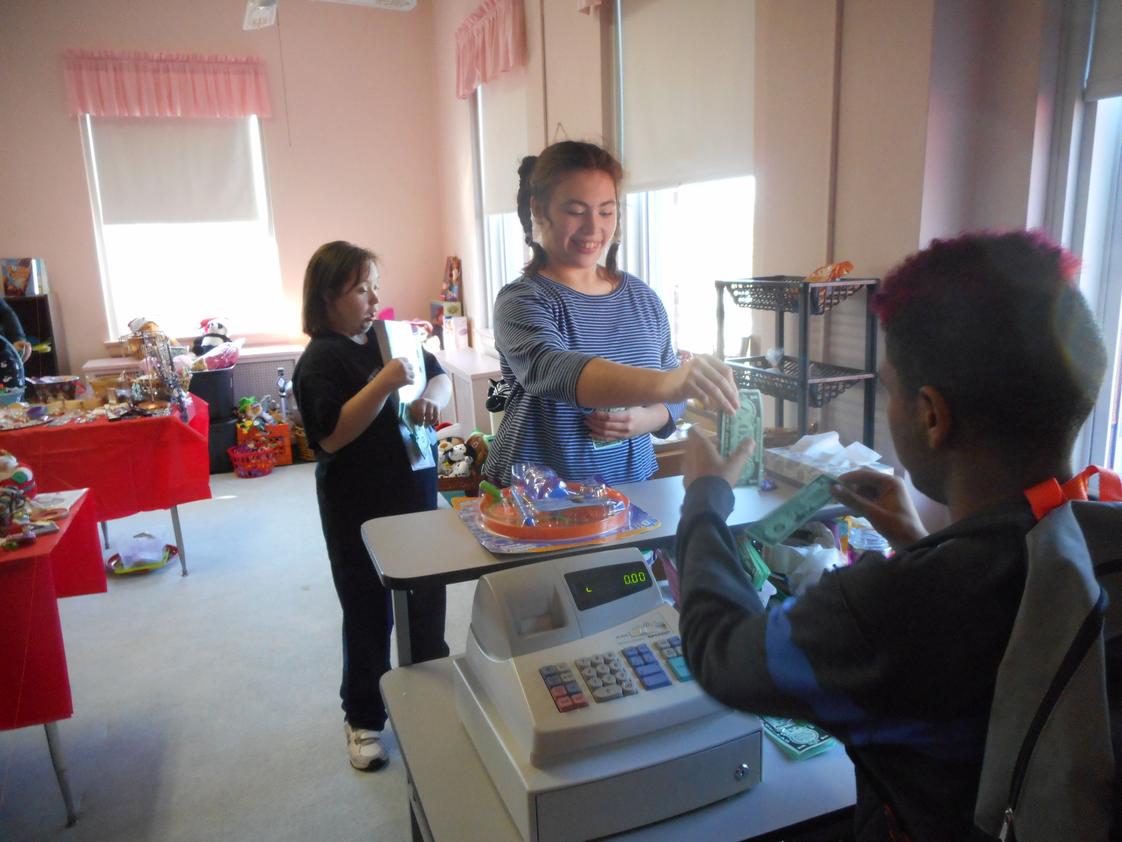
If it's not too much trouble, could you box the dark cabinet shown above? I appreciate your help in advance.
[6,295,59,377]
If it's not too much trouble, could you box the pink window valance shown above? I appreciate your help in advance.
[578,0,603,14]
[63,50,272,119]
[455,0,527,100]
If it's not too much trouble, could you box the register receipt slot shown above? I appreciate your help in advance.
[453,548,763,842]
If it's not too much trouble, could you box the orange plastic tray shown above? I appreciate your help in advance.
[479,487,631,541]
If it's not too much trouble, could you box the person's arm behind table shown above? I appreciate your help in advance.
[675,429,883,737]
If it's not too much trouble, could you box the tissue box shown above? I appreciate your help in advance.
[765,446,893,484]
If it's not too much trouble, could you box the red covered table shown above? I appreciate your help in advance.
[0,397,212,574]
[0,489,103,825]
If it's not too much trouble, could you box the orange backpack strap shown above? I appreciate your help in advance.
[1025,466,1122,521]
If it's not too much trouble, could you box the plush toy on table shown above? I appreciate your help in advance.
[0,450,36,499]
[192,317,230,356]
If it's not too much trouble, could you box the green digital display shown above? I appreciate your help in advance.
[565,561,653,611]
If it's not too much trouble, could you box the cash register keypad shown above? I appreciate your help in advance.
[538,636,692,713]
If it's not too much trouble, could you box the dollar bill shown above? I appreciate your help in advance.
[745,473,836,547]
[734,531,771,590]
[762,716,836,760]
[718,389,763,486]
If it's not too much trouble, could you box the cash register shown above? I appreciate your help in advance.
[453,548,763,842]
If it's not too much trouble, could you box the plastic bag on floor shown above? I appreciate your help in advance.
[106,531,178,575]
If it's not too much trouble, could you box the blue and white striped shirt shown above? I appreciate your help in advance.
[482,271,684,487]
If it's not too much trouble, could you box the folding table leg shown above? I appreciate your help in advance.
[44,722,78,827]
[170,505,188,576]
[99,521,109,549]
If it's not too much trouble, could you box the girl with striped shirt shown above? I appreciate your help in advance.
[482,141,739,487]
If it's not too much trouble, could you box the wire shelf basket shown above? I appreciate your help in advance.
[727,356,875,408]
[717,276,877,315]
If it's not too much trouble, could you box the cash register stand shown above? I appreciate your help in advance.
[382,659,856,841]
[362,475,802,666]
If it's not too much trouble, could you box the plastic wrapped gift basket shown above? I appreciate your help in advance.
[479,463,631,541]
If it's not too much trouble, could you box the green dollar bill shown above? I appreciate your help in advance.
[762,716,836,760]
[745,473,836,547]
[718,388,763,486]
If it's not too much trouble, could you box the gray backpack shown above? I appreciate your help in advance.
[974,468,1122,842]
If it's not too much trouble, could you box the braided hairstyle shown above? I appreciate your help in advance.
[516,140,624,279]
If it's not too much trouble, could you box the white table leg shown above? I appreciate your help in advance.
[170,505,188,576]
[99,521,109,549]
[44,722,78,827]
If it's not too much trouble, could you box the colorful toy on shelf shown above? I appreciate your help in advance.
[236,396,272,437]
[441,256,462,302]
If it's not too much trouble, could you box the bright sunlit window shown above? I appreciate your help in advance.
[82,115,282,340]
[622,176,755,355]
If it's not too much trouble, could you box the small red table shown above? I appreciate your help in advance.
[0,489,103,825]
[0,397,212,574]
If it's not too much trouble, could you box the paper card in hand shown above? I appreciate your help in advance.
[372,319,435,472]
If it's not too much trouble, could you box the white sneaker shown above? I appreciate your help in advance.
[344,722,388,772]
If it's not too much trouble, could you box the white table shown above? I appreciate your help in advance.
[361,476,805,665]
[381,659,856,842]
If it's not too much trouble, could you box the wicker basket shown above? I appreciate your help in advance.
[227,444,276,478]
[291,424,316,462]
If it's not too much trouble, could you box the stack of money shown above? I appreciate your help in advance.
[718,388,764,486]
[745,474,836,547]
[762,716,836,760]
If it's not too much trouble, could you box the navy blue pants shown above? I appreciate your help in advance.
[319,505,449,731]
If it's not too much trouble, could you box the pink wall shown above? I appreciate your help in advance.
[0,0,443,371]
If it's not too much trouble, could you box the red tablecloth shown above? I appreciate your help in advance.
[0,397,212,522]
[0,490,104,729]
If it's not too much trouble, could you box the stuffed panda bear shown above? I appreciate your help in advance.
[192,318,230,356]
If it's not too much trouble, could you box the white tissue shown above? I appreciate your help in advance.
[766,431,892,483]
[789,431,841,458]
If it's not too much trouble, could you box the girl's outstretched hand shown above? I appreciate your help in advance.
[682,426,754,490]
[831,469,927,550]
[664,354,740,415]
[378,357,416,391]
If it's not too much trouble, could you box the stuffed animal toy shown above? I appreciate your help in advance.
[0,450,35,499]
[438,436,473,478]
[192,317,230,356]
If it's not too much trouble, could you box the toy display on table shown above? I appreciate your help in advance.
[476,463,632,541]
[0,450,42,550]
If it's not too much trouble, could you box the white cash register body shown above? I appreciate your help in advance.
[454,548,763,842]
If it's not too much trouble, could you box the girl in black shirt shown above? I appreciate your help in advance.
[293,241,451,772]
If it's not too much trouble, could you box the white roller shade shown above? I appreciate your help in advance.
[1087,0,1122,100]
[89,117,259,224]
[479,64,531,214]
[621,0,755,191]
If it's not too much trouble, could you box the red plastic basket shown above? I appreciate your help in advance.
[227,444,276,478]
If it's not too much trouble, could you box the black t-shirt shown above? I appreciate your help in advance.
[293,329,445,524]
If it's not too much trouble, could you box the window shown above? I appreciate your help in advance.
[81,115,282,340]
[621,176,755,354]
[1080,95,1122,471]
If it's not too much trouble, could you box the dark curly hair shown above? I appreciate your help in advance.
[874,230,1106,448]
[516,140,624,279]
